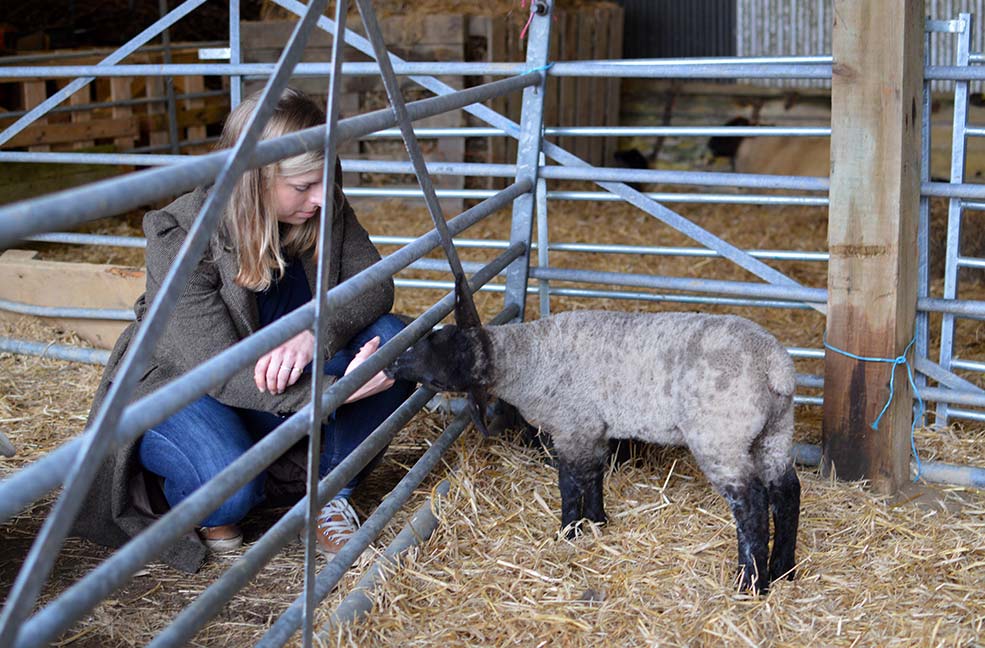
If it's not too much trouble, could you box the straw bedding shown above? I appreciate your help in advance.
[2,188,985,646]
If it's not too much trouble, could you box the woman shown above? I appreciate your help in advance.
[73,88,413,572]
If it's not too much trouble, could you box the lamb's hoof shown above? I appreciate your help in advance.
[735,568,768,595]
[768,565,796,583]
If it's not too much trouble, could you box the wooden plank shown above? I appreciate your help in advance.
[4,117,138,148]
[69,86,94,149]
[588,8,608,166]
[604,5,625,165]
[21,80,49,152]
[574,10,595,162]
[487,16,509,187]
[183,75,207,152]
[559,11,579,157]
[138,102,227,136]
[822,0,924,494]
[543,8,561,154]
[0,250,143,349]
[110,77,135,151]
[145,75,169,148]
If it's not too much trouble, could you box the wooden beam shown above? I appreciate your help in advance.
[0,250,143,349]
[822,0,924,493]
[3,117,139,148]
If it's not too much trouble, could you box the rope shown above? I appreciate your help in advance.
[823,335,925,481]
[519,0,536,40]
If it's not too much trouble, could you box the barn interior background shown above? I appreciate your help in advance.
[1,0,984,646]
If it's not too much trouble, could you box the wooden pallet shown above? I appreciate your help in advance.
[0,43,229,154]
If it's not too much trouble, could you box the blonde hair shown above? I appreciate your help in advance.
[217,87,329,291]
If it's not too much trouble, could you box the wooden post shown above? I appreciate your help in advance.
[822,0,924,493]
[69,86,94,149]
[110,78,136,151]
[21,81,50,153]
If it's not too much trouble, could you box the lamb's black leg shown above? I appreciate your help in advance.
[557,457,585,538]
[582,445,609,525]
[767,466,801,583]
[722,478,770,593]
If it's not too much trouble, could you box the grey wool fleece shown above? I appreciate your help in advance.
[72,179,393,572]
[484,311,795,490]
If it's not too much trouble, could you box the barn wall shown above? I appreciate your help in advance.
[619,1,984,92]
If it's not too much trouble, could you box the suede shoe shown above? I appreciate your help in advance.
[199,524,243,553]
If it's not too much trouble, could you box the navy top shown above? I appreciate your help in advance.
[256,256,312,328]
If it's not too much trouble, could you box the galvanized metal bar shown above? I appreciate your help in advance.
[257,404,472,648]
[354,0,477,326]
[302,0,348,641]
[0,90,225,119]
[376,238,830,262]
[358,125,834,138]
[146,261,521,648]
[503,0,553,321]
[17,319,422,648]
[321,480,451,634]
[15,247,521,648]
[0,2,332,639]
[230,0,242,108]
[0,338,109,365]
[540,191,827,206]
[914,356,985,395]
[937,12,973,426]
[25,232,147,247]
[0,151,185,165]
[967,127,985,137]
[547,61,831,78]
[0,0,208,147]
[538,165,828,192]
[0,73,538,248]
[922,180,985,199]
[536,152,550,318]
[918,296,985,318]
[0,41,225,64]
[345,187,828,207]
[795,441,985,487]
[530,266,827,303]
[0,298,134,320]
[0,183,528,524]
[148,386,435,648]
[957,256,985,269]
[953,358,985,372]
[917,24,934,389]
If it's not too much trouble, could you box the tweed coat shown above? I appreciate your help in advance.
[72,176,393,572]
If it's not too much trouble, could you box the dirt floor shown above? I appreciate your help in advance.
[2,177,985,645]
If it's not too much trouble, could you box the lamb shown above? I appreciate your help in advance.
[388,284,800,593]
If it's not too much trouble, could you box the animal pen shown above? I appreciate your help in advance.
[0,0,984,645]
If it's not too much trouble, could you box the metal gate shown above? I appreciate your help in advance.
[1,0,985,645]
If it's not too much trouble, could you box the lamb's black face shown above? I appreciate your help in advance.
[386,325,477,392]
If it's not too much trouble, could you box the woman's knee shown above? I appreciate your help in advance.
[203,479,263,527]
[370,313,408,345]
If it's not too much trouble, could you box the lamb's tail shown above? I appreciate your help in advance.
[766,343,796,397]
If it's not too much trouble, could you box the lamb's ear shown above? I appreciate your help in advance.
[453,274,482,330]
[467,386,493,437]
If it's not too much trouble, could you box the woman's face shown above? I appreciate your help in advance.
[271,167,325,226]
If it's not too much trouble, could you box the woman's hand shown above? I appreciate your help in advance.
[254,330,315,394]
[343,336,395,403]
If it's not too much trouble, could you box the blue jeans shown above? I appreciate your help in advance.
[138,314,413,527]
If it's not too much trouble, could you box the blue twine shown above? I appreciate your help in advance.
[823,335,925,481]
[525,61,554,75]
